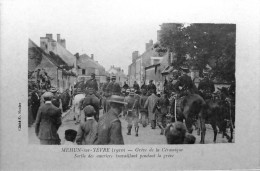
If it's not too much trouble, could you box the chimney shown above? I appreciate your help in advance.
[132,51,139,62]
[57,34,60,42]
[46,34,53,40]
[91,54,94,60]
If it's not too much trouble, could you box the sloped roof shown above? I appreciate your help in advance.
[29,39,70,70]
[56,43,76,66]
[78,54,106,75]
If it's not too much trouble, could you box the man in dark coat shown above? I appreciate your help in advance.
[124,89,140,136]
[141,81,147,92]
[109,76,121,96]
[95,95,126,145]
[79,88,100,121]
[50,87,63,112]
[86,73,99,92]
[122,81,129,90]
[133,81,140,92]
[147,80,157,94]
[102,76,110,96]
[31,88,41,122]
[35,92,62,145]
[198,71,215,99]
[174,66,194,97]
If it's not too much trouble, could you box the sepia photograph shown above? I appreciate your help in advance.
[28,23,236,145]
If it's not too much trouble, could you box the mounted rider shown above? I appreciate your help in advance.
[74,77,86,96]
[174,65,196,97]
[107,75,121,96]
[124,88,140,136]
[85,73,99,97]
[198,69,215,100]
[79,87,100,122]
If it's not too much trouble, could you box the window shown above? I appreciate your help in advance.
[82,69,85,75]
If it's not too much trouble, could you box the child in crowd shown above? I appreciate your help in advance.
[64,129,77,145]
[75,105,98,145]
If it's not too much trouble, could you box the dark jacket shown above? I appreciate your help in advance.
[35,102,62,140]
[76,118,98,145]
[95,108,124,145]
[133,83,140,91]
[31,91,40,107]
[86,79,98,92]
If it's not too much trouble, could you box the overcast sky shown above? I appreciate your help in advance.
[27,0,162,74]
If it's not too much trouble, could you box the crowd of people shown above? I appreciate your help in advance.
[31,66,235,145]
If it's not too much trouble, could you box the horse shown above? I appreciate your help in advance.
[60,89,71,112]
[72,93,85,124]
[203,89,234,143]
[170,93,207,144]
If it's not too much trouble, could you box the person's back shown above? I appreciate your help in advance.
[96,109,123,145]
[35,95,62,145]
[76,118,98,145]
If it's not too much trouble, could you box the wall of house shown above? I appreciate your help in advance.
[145,65,163,85]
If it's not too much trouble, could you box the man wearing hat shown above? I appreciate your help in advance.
[102,76,111,113]
[147,80,156,95]
[198,69,215,100]
[144,88,159,129]
[174,65,194,97]
[85,73,99,93]
[95,95,126,144]
[35,92,62,145]
[139,88,149,127]
[133,81,140,92]
[124,89,140,136]
[50,87,63,112]
[107,75,121,96]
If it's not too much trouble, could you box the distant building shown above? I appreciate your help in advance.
[108,66,127,86]
[128,39,166,86]
[75,53,107,83]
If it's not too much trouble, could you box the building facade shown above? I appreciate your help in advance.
[108,66,127,86]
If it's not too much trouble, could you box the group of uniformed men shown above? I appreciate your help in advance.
[34,65,234,145]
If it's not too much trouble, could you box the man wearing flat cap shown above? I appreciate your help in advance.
[76,105,98,145]
[95,95,126,145]
[35,92,62,145]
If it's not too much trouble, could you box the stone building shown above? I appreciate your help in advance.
[75,53,107,84]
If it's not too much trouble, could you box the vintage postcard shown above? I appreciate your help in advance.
[1,0,260,170]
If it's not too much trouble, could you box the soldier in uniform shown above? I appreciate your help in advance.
[102,76,110,113]
[198,70,215,100]
[95,95,126,145]
[153,93,170,135]
[139,89,149,127]
[50,87,63,112]
[124,89,140,136]
[85,73,99,96]
[107,75,121,96]
[74,77,86,95]
[174,66,194,97]
[79,87,100,122]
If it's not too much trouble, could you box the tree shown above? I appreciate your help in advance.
[158,23,236,82]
